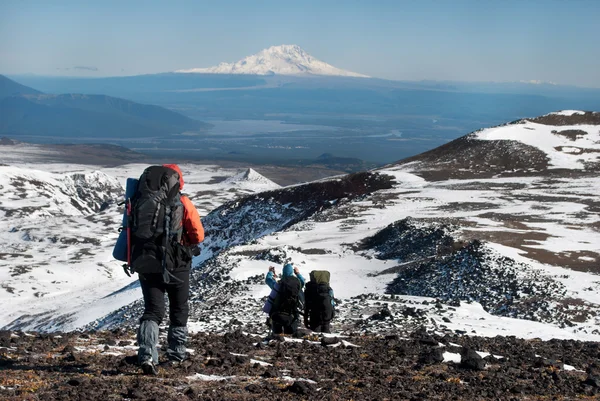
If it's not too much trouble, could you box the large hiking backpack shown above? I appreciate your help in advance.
[271,275,303,319]
[130,166,188,280]
[306,270,335,322]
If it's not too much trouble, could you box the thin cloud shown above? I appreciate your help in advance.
[519,80,557,86]
[73,66,98,71]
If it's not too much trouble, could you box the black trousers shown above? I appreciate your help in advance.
[139,269,190,326]
[309,322,331,333]
[271,312,299,335]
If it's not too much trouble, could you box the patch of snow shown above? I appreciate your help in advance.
[431,300,600,341]
[559,146,583,154]
[187,373,239,381]
[443,352,461,363]
[476,351,504,359]
[563,364,583,372]
[250,358,272,367]
[281,376,317,384]
[550,110,586,116]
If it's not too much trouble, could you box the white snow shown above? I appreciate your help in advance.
[250,359,272,367]
[0,161,282,331]
[442,350,502,363]
[3,121,600,342]
[476,351,503,359]
[281,376,317,384]
[563,364,583,372]
[549,110,586,116]
[187,373,239,381]
[432,301,600,341]
[182,158,600,341]
[443,352,461,363]
[474,119,600,169]
[176,44,369,77]
[223,168,280,192]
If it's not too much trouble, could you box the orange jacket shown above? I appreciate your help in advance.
[181,195,204,245]
[163,164,205,245]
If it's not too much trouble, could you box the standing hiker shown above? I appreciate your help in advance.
[304,270,335,333]
[263,263,305,335]
[129,164,204,375]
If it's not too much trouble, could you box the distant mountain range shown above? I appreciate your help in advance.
[9,70,600,126]
[176,44,369,77]
[0,75,211,140]
[0,74,41,98]
[5,54,600,165]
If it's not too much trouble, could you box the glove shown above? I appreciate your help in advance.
[191,245,201,257]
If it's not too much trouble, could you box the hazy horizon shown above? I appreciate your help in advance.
[5,71,599,91]
[1,0,599,88]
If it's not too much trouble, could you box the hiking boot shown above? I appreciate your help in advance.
[141,360,158,375]
[268,333,285,342]
[159,359,181,368]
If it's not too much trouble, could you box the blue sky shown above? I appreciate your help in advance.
[1,0,599,87]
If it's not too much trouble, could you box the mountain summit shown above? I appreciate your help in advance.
[176,44,369,77]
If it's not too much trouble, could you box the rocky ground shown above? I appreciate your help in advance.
[1,329,600,400]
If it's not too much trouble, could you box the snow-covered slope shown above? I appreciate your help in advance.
[395,110,600,180]
[176,44,369,77]
[3,112,600,344]
[94,129,600,342]
[474,111,600,170]
[0,162,280,331]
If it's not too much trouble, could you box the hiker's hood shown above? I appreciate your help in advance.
[163,164,184,190]
[282,264,294,277]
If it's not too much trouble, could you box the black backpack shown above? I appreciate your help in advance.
[130,166,187,280]
[306,270,335,322]
[271,275,303,317]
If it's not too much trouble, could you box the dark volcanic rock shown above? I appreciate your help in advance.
[370,307,393,321]
[0,330,598,401]
[530,111,600,126]
[321,337,341,346]
[584,375,600,388]
[394,134,550,180]
[287,380,315,395]
[201,171,395,258]
[460,348,485,371]
[419,347,445,364]
[356,217,455,261]
[387,238,568,324]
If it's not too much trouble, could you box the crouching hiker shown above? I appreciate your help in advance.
[263,263,305,335]
[304,270,336,333]
[128,164,204,375]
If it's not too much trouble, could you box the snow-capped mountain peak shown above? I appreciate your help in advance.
[223,168,280,191]
[176,44,369,77]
